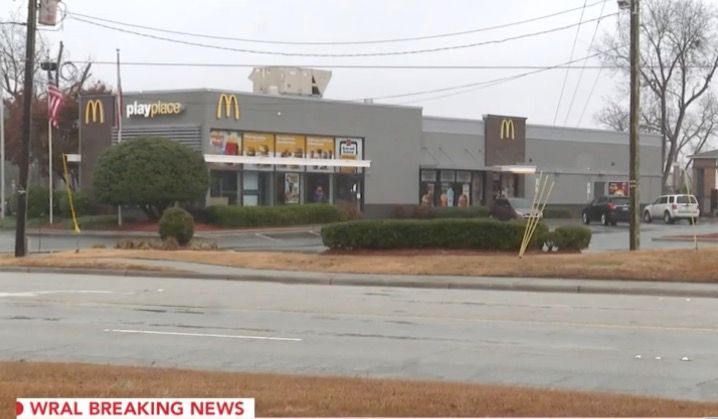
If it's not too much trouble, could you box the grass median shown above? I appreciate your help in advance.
[2,247,718,282]
[2,362,717,417]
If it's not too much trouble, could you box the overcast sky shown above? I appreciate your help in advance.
[4,0,717,128]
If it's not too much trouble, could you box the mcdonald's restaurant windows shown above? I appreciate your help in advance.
[210,129,241,156]
[210,170,239,205]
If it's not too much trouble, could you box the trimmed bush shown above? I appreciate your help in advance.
[206,204,341,228]
[27,186,52,218]
[543,207,575,219]
[321,218,547,251]
[390,205,489,219]
[93,137,208,220]
[159,207,195,246]
[58,191,92,218]
[549,225,592,252]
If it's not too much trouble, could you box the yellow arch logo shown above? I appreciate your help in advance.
[216,93,240,120]
[500,119,515,141]
[84,99,105,124]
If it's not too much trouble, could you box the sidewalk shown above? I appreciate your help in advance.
[4,257,718,298]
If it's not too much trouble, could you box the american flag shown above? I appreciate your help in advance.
[48,80,64,128]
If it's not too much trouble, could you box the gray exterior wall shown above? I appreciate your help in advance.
[422,116,663,206]
[106,90,665,215]
[120,89,423,216]
[526,125,662,205]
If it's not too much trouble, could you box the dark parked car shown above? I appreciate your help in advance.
[489,197,543,221]
[581,195,630,226]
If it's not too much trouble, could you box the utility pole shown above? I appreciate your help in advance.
[15,0,38,257]
[0,64,5,220]
[628,0,641,250]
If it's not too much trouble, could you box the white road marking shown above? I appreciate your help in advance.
[105,328,302,342]
[0,290,114,298]
[255,233,283,243]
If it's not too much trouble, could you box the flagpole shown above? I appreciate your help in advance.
[116,48,123,227]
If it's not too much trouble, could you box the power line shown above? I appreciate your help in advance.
[67,13,617,58]
[72,60,620,69]
[66,0,607,46]
[378,52,605,104]
[69,59,712,70]
[553,0,589,125]
[564,0,608,126]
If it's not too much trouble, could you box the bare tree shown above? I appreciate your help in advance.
[0,9,46,98]
[597,0,718,191]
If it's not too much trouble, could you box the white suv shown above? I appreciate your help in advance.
[643,194,700,224]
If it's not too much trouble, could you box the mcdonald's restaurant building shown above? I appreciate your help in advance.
[76,89,663,217]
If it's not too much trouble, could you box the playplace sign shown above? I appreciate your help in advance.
[126,100,184,119]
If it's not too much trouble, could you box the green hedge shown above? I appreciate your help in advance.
[206,203,342,228]
[321,218,548,251]
[159,207,195,245]
[543,207,575,219]
[390,205,489,219]
[547,225,592,251]
[58,191,92,218]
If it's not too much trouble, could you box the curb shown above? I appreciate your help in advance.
[652,236,718,243]
[2,266,718,298]
[26,227,321,239]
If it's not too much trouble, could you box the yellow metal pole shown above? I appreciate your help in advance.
[61,154,80,233]
[521,178,555,258]
[520,173,547,257]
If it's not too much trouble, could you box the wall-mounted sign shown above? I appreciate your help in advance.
[84,99,105,124]
[500,119,515,141]
[608,181,629,197]
[336,137,363,174]
[126,100,183,118]
[306,136,334,172]
[243,132,274,171]
[216,93,240,120]
[209,129,241,156]
[275,134,306,170]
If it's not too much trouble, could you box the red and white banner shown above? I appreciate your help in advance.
[16,398,254,419]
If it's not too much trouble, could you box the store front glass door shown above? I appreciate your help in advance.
[243,172,273,206]
[306,173,331,204]
[335,174,363,211]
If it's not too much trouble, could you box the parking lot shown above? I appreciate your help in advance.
[545,218,718,251]
[0,217,715,255]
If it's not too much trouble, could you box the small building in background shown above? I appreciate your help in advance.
[689,149,718,216]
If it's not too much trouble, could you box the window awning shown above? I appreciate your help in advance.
[60,153,371,168]
[487,165,537,174]
[203,154,371,168]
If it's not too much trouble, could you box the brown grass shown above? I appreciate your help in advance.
[3,247,718,282]
[0,256,183,274]
[2,362,717,417]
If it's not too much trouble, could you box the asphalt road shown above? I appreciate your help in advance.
[1,272,717,401]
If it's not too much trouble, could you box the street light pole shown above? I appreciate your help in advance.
[15,0,38,257]
[628,0,641,250]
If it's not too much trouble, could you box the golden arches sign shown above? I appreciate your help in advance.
[84,99,105,124]
[216,93,240,120]
[500,119,515,141]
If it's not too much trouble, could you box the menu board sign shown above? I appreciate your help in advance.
[209,129,241,156]
[306,136,335,172]
[275,134,306,170]
[336,137,363,174]
[243,132,274,171]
